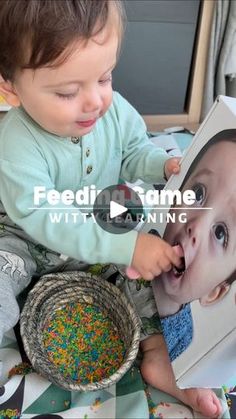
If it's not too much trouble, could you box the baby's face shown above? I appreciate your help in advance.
[161,141,236,305]
[12,25,118,138]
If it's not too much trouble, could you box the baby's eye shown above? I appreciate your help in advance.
[99,74,112,85]
[56,92,77,100]
[192,183,205,205]
[213,223,229,248]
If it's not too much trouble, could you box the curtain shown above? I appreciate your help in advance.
[201,0,236,119]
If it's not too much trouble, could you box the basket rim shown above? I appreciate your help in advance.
[20,271,141,391]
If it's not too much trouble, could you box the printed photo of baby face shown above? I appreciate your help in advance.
[159,138,236,309]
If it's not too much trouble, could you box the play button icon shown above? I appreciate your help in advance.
[93,184,144,234]
[110,201,127,219]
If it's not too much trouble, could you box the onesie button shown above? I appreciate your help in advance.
[86,165,93,174]
[86,148,90,157]
[71,136,81,144]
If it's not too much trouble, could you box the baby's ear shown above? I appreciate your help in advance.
[0,78,21,107]
[199,282,230,306]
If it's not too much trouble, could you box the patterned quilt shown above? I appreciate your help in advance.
[0,327,231,419]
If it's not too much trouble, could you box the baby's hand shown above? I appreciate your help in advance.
[164,157,181,180]
[130,233,181,280]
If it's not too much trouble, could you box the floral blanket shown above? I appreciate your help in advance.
[0,327,231,419]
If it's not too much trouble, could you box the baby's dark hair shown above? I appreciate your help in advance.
[0,0,125,81]
[182,129,236,288]
[182,129,236,180]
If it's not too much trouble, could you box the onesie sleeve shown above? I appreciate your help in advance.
[113,92,169,183]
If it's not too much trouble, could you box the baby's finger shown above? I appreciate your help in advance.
[172,164,180,174]
[159,258,172,273]
[142,270,155,281]
[151,265,162,278]
[156,251,172,271]
[173,244,184,257]
[125,266,141,279]
[166,247,181,267]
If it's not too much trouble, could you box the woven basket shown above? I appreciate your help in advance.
[20,271,141,391]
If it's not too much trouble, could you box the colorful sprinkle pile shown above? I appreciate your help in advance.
[0,409,20,419]
[42,302,126,384]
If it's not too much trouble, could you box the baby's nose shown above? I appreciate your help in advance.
[188,227,196,245]
[186,220,199,246]
[82,90,102,113]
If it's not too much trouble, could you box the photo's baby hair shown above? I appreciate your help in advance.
[181,129,236,186]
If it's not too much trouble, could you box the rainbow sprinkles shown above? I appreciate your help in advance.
[42,302,126,384]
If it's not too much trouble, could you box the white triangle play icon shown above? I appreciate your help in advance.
[110,201,128,219]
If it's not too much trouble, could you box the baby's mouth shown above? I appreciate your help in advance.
[172,243,186,278]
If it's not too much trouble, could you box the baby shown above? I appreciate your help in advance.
[0,1,221,417]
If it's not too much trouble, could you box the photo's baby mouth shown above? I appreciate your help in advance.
[172,242,186,278]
